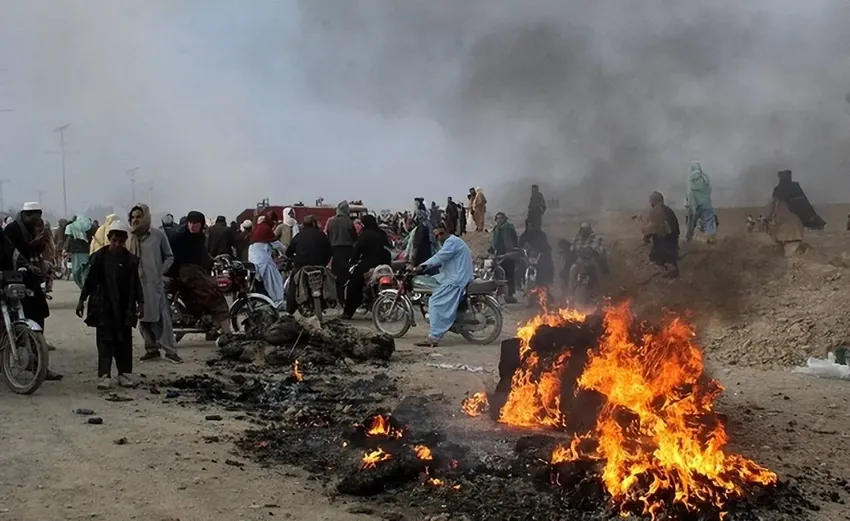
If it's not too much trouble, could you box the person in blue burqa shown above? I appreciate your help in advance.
[413,222,473,347]
[684,161,718,243]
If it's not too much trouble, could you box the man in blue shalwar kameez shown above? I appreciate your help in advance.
[414,223,473,347]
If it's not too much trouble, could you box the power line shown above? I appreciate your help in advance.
[53,124,71,217]
[0,179,8,212]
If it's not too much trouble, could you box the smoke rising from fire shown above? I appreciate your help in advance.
[1,0,848,216]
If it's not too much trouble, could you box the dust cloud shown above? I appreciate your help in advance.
[1,0,848,218]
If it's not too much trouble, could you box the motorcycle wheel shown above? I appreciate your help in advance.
[460,297,503,345]
[1,324,49,395]
[372,293,413,338]
[230,296,279,333]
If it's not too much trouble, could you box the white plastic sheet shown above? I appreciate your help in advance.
[792,353,850,380]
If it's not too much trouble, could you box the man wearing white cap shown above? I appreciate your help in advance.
[3,202,63,379]
[76,219,144,389]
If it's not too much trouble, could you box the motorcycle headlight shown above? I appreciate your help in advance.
[4,283,29,300]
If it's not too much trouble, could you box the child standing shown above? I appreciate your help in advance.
[76,220,144,389]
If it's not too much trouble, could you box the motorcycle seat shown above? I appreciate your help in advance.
[391,259,407,272]
[466,279,497,295]
[242,262,256,272]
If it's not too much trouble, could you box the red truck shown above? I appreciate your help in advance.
[236,199,369,231]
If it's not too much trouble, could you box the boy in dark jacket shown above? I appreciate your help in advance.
[76,220,144,390]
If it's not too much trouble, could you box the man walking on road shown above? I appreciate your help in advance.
[127,204,182,364]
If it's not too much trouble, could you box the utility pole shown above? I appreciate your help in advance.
[126,167,140,203]
[53,124,70,217]
[0,179,8,213]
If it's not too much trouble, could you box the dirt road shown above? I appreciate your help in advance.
[2,276,849,521]
[0,281,379,521]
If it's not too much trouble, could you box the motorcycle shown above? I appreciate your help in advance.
[283,264,334,326]
[522,249,542,306]
[371,266,503,344]
[570,247,602,308]
[169,261,278,343]
[473,255,508,303]
[0,269,49,394]
[346,263,397,314]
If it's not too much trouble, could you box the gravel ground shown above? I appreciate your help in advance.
[1,264,849,520]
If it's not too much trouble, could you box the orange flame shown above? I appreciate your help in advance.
[460,392,489,417]
[362,448,391,469]
[366,414,404,439]
[413,445,433,461]
[483,303,776,518]
[292,360,303,382]
[574,304,777,517]
[498,309,587,428]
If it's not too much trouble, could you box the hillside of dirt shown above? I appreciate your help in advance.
[467,203,850,367]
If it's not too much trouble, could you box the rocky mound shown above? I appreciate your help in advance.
[606,232,850,367]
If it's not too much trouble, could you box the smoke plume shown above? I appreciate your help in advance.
[1,0,848,217]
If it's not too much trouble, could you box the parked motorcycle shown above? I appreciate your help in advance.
[473,255,508,303]
[371,267,503,344]
[346,263,397,314]
[169,261,278,342]
[0,269,49,394]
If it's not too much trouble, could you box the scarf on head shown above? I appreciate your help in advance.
[282,207,300,237]
[685,161,712,210]
[336,200,350,217]
[90,214,117,254]
[66,215,93,241]
[126,204,152,257]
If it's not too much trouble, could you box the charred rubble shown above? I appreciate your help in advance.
[218,314,395,367]
[160,309,831,521]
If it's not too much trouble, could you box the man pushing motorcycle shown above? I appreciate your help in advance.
[413,222,474,347]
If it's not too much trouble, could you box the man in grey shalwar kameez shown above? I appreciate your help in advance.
[128,204,183,364]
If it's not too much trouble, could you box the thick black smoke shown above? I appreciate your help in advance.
[294,0,850,210]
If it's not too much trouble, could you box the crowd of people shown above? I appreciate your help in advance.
[0,165,828,388]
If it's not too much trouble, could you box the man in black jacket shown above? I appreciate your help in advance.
[445,197,459,235]
[206,215,235,258]
[342,215,390,318]
[284,215,332,314]
[3,202,62,380]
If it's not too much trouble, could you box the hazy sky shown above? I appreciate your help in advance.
[1,0,849,218]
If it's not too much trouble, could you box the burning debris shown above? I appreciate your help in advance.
[217,315,395,368]
[164,300,828,521]
[460,392,489,417]
[465,303,780,520]
[292,360,303,382]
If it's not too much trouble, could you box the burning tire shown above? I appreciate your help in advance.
[372,292,414,338]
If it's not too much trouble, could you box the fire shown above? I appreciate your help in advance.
[498,308,587,428]
[483,303,777,518]
[362,448,391,469]
[413,445,433,461]
[366,414,404,439]
[460,392,489,417]
[292,360,303,382]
